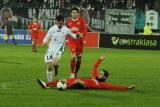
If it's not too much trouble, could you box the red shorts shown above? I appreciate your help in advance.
[31,32,38,40]
[31,33,38,41]
[69,44,83,56]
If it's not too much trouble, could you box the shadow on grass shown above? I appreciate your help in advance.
[0,60,22,65]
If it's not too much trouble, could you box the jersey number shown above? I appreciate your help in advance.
[44,53,53,63]
[46,54,53,60]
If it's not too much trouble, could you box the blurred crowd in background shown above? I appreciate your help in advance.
[0,0,160,33]
[1,0,160,11]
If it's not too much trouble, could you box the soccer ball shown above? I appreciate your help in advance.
[56,80,67,90]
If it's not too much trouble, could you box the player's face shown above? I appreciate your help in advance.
[71,10,79,19]
[99,71,105,78]
[56,20,64,29]
[33,18,37,23]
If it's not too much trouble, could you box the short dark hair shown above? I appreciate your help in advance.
[71,7,79,13]
[147,23,150,25]
[56,15,64,22]
[102,69,109,78]
[96,70,109,82]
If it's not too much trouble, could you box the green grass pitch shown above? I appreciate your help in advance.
[0,44,160,107]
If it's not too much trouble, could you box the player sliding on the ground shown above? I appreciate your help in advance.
[37,56,135,90]
[42,15,83,82]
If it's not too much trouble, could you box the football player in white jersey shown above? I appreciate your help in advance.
[42,15,82,82]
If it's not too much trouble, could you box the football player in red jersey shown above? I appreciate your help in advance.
[37,56,135,90]
[66,7,88,78]
[28,18,41,52]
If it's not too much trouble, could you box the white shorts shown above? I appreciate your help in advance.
[44,44,64,63]
[44,51,62,63]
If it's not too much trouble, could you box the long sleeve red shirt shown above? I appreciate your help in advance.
[46,58,128,90]
[79,58,129,90]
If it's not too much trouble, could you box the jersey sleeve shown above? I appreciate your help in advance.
[66,28,77,39]
[80,18,88,42]
[43,28,52,43]
[92,58,103,78]
[81,18,88,36]
[38,23,41,30]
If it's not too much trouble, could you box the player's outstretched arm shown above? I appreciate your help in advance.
[100,56,106,60]
[94,56,106,68]
[92,56,106,77]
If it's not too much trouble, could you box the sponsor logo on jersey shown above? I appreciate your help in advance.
[33,28,38,30]
[68,23,72,26]
[77,21,80,25]
[71,27,79,31]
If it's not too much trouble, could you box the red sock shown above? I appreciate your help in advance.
[75,60,81,77]
[46,80,59,87]
[70,59,76,74]
[32,44,35,50]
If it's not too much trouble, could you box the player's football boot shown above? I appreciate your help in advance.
[69,73,75,78]
[37,78,48,89]
[128,85,135,90]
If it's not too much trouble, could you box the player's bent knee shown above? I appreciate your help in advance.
[77,56,82,61]
[52,61,59,65]
[52,59,60,65]
[71,54,76,60]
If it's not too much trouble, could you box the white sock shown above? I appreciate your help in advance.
[47,70,52,82]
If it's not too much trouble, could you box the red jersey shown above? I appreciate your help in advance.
[46,59,103,89]
[77,59,129,90]
[28,22,40,37]
[66,78,78,88]
[66,17,88,46]
[80,58,103,89]
[46,58,128,90]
